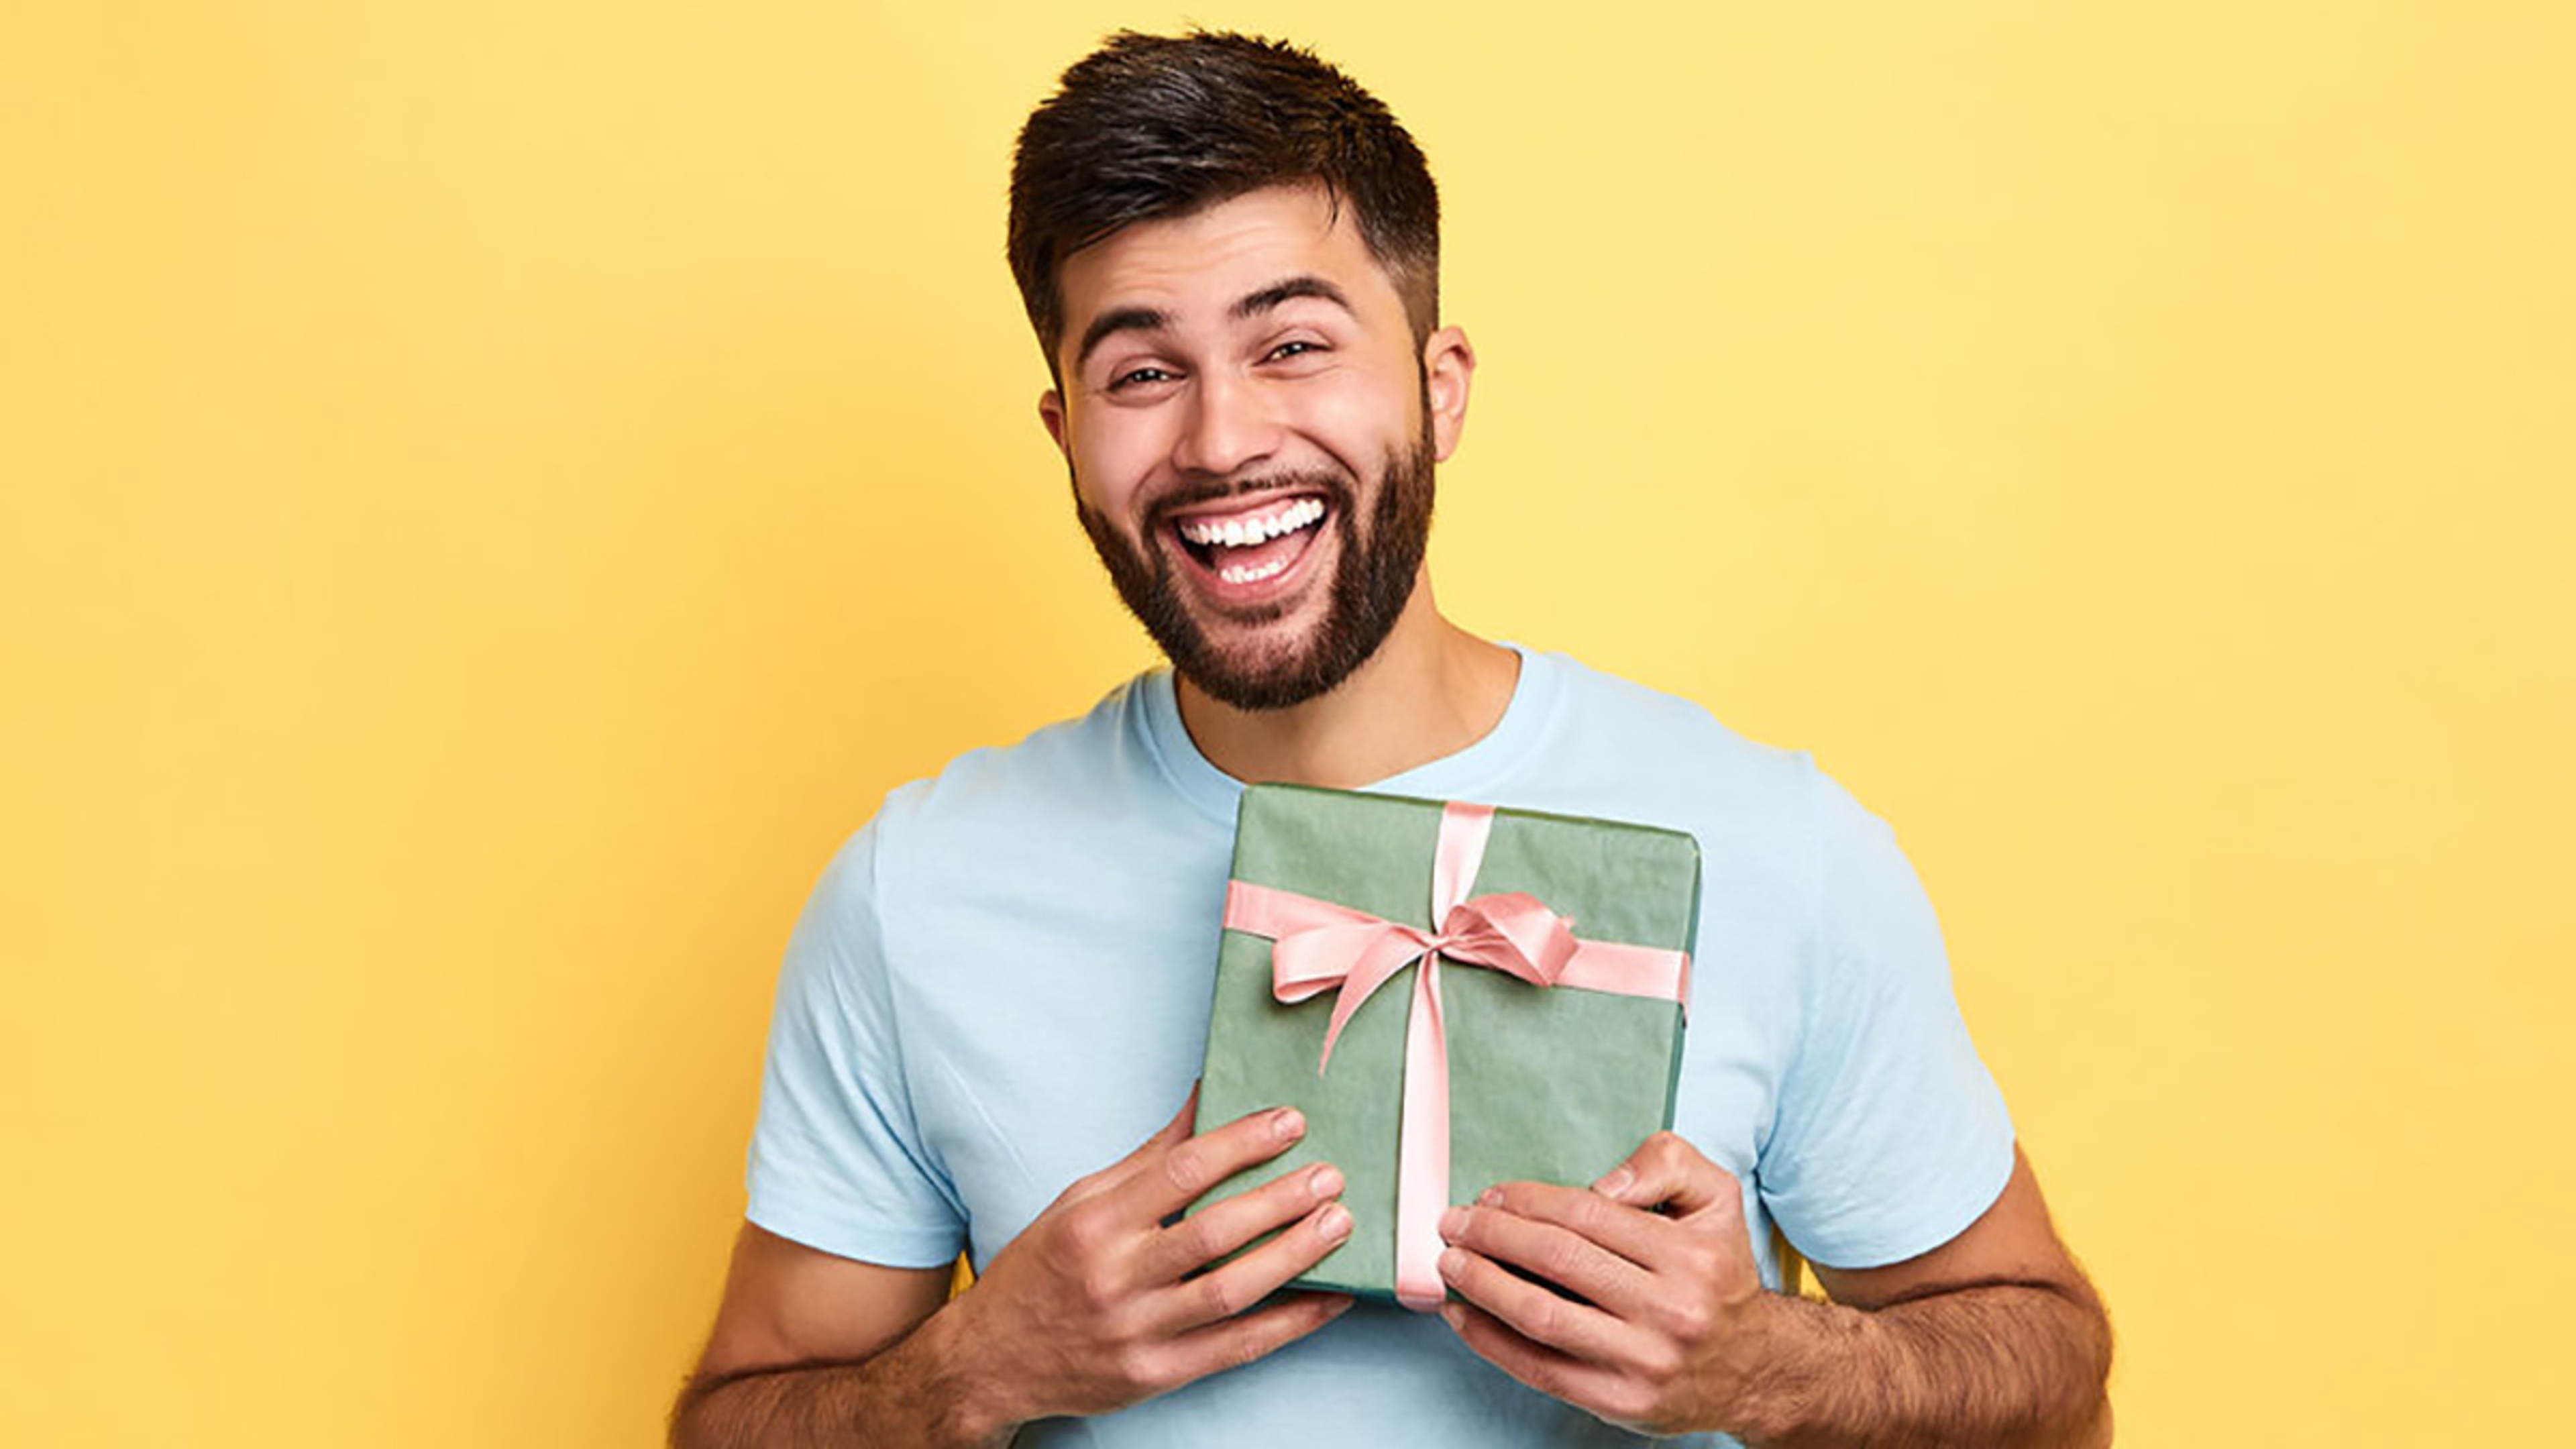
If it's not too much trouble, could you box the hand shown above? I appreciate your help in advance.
[1434,1130,1776,1437]
[945,1090,1354,1429]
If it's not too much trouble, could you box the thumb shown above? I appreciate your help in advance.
[1592,1131,1741,1220]
[1148,1083,1203,1150]
[1090,1085,1201,1201]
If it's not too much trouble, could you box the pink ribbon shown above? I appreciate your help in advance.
[1222,801,1690,1311]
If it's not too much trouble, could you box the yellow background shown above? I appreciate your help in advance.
[5,2,2569,1443]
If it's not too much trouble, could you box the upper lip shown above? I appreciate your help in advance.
[1161,487,1330,525]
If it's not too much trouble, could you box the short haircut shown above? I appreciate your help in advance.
[1008,31,1442,374]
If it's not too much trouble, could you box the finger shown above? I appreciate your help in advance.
[1438,1299,1641,1426]
[1150,1197,1354,1335]
[1590,1130,1740,1220]
[1155,1290,1354,1389]
[1120,1104,1308,1217]
[1086,1089,1199,1186]
[1159,1085,1201,1144]
[1438,1196,1658,1318]
[1142,1159,1345,1283]
[1435,1240,1645,1367]
[1462,1181,1672,1281]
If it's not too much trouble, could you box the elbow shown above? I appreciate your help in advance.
[667,1368,741,1449]
[2061,1281,2115,1448]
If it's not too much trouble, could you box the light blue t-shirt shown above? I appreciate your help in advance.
[747,647,2013,1446]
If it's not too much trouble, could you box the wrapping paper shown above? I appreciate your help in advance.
[1192,784,1701,1306]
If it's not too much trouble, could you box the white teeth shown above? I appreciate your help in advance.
[1219,556,1293,584]
[1179,497,1326,547]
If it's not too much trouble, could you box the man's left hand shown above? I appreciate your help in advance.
[1434,1130,1776,1438]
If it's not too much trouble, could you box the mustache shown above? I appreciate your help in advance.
[1144,470,1354,531]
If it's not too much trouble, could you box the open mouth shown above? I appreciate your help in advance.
[1168,494,1332,588]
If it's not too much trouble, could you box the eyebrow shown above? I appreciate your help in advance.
[1074,305,1171,370]
[1072,276,1358,370]
[1232,275,1354,322]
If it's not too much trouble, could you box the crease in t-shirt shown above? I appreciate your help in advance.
[922,1042,1040,1267]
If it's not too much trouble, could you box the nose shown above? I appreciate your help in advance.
[1169,370,1283,478]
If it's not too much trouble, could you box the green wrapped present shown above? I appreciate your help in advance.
[1193,784,1700,1309]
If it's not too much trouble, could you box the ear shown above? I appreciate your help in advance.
[1038,388,1069,458]
[1421,325,1476,462]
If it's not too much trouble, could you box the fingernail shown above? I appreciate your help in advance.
[1309,1164,1344,1200]
[1324,1294,1355,1317]
[1438,1247,1466,1277]
[1273,1108,1305,1142]
[1318,1203,1352,1242]
[1477,1187,1503,1208]
[1438,1206,1466,1240]
[1593,1166,1634,1196]
[1441,1303,1466,1330]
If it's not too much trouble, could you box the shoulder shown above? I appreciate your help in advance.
[1506,649,1921,952]
[1517,648,1839,833]
[867,672,1162,847]
[812,671,1199,932]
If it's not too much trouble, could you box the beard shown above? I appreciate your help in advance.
[1075,426,1436,712]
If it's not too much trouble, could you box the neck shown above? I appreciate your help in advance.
[1174,573,1520,788]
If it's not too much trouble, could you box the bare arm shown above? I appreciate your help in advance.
[669,1232,973,1447]
[1746,1148,2111,1448]
[671,1096,1354,1449]
[1436,1137,2111,1448]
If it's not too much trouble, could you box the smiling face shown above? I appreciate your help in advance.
[1040,184,1473,711]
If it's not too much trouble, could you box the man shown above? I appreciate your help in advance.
[674,31,2110,1448]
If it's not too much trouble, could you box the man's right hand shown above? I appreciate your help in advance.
[674,1091,1353,1449]
[941,1092,1355,1426]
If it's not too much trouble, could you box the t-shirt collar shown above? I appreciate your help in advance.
[1138,643,1560,826]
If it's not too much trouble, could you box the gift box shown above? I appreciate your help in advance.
[1193,784,1701,1309]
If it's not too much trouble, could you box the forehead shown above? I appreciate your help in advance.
[1055,185,1406,345]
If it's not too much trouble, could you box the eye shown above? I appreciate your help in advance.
[1265,339,1324,362]
[1107,365,1178,392]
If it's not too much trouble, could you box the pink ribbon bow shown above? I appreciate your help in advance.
[1222,801,1690,1311]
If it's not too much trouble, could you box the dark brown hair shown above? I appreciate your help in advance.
[1008,31,1441,374]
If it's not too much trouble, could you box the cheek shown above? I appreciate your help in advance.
[1067,417,1168,518]
[1295,370,1419,455]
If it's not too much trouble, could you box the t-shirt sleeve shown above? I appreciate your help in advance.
[743,818,969,1269]
[1758,767,2017,1270]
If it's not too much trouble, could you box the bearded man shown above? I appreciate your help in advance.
[674,30,2112,1449]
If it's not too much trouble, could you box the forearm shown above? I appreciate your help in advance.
[1737,1282,2112,1449]
[671,1303,1012,1449]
